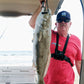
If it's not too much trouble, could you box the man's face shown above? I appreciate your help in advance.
[55,21,72,36]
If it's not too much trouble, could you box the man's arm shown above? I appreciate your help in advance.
[29,0,46,29]
[75,60,81,75]
[29,6,41,29]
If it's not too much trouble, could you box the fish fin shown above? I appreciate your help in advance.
[32,62,37,68]
[38,31,42,41]
[44,51,51,77]
[43,30,46,38]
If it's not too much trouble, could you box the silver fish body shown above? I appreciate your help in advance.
[33,8,52,84]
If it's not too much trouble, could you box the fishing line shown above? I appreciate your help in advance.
[0,27,7,39]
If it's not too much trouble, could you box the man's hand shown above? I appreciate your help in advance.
[39,0,45,3]
[39,0,46,7]
[40,0,45,4]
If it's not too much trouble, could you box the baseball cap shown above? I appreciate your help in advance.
[56,11,71,23]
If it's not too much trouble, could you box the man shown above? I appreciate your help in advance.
[29,4,81,84]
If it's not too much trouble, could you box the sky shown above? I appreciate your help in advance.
[0,0,83,66]
[0,16,33,51]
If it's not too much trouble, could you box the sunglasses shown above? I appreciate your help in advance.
[57,19,70,23]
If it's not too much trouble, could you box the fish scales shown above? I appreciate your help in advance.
[33,8,52,84]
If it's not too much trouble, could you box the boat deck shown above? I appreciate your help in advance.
[0,66,79,84]
[0,66,37,84]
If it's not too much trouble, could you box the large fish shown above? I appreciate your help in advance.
[33,5,52,84]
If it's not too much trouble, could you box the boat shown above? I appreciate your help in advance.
[0,0,64,16]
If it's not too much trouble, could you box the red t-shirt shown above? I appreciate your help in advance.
[50,30,81,65]
[44,30,82,84]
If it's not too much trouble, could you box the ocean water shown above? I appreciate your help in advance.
[0,51,33,56]
[0,51,33,66]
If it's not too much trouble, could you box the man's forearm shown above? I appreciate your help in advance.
[75,60,81,75]
[29,5,41,29]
